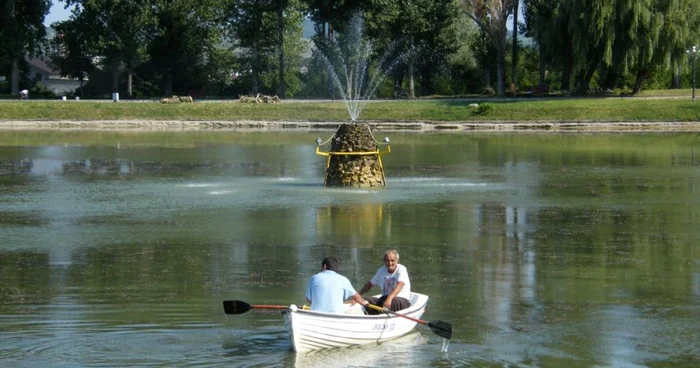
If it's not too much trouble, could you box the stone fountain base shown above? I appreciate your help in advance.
[323,123,386,188]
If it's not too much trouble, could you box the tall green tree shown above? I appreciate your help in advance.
[276,0,287,98]
[511,0,519,89]
[442,9,481,94]
[0,0,50,94]
[414,0,459,96]
[363,0,400,96]
[49,17,96,96]
[226,0,277,94]
[146,0,224,96]
[363,0,458,97]
[553,1,575,91]
[566,0,615,94]
[303,0,365,97]
[523,0,559,87]
[624,0,666,94]
[272,0,306,98]
[472,24,496,90]
[225,0,305,96]
[62,0,153,94]
[459,0,516,95]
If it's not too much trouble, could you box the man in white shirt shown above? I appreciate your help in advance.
[20,89,29,100]
[358,249,411,314]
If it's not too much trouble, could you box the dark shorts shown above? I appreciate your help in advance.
[364,295,411,315]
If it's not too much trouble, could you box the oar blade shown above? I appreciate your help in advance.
[223,300,252,315]
[427,320,452,340]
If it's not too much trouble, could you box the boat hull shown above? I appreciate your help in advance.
[283,293,428,353]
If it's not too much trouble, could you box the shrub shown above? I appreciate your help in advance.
[30,82,57,98]
[473,103,493,115]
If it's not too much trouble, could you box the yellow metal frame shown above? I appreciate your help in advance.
[315,146,391,186]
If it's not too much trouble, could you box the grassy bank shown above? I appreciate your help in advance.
[1,98,699,122]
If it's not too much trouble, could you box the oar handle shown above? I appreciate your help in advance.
[251,304,289,310]
[366,304,426,325]
[223,300,311,315]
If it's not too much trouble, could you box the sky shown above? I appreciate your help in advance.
[45,1,74,26]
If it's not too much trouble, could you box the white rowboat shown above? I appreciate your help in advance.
[283,292,429,353]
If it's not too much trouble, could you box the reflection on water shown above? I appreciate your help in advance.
[291,331,427,367]
[316,202,388,248]
[0,131,699,367]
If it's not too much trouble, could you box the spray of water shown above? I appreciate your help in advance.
[440,337,450,353]
[317,14,407,122]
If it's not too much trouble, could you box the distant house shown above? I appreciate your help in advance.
[26,57,83,94]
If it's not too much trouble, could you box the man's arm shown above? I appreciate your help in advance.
[350,292,368,306]
[305,276,314,305]
[382,281,404,308]
[358,281,373,296]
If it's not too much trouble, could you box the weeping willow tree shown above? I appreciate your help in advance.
[598,0,700,94]
[625,0,667,94]
[593,0,658,92]
[604,0,700,94]
[665,0,700,89]
[565,0,616,94]
[524,0,700,94]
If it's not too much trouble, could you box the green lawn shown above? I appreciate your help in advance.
[1,97,699,122]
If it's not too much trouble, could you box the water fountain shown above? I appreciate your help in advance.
[314,14,400,188]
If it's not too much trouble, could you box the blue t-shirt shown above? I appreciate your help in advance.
[305,270,356,313]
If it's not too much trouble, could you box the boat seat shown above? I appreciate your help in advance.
[344,303,367,315]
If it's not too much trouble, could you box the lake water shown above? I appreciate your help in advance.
[0,130,698,367]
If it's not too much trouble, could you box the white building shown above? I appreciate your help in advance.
[26,57,83,94]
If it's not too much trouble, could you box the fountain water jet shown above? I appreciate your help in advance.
[319,14,403,122]
[315,14,403,187]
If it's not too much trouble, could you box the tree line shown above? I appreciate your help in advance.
[1,0,699,98]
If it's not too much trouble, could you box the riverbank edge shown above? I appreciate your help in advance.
[2,119,700,132]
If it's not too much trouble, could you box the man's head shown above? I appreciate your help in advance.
[383,250,399,273]
[321,256,339,271]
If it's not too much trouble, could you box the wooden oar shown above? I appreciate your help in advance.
[366,304,452,340]
[223,300,289,315]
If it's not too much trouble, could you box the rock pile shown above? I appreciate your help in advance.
[324,123,386,188]
[160,95,194,103]
[239,94,281,103]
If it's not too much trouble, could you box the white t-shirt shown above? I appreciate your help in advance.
[370,264,411,300]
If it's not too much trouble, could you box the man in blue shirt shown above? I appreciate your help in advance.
[306,257,368,313]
